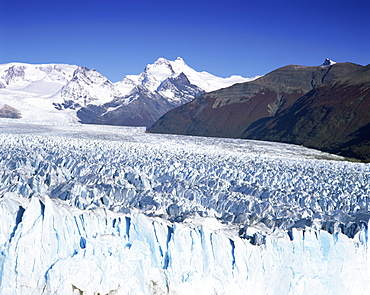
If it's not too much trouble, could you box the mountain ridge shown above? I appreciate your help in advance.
[148,60,370,161]
[242,64,370,161]
[0,58,252,125]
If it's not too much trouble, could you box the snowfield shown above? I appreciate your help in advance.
[0,121,370,294]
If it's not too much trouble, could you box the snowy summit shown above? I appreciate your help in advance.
[115,56,255,94]
[321,58,337,66]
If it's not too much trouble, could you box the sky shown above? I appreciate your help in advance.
[0,0,369,82]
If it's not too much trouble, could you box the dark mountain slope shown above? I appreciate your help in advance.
[148,62,361,138]
[78,85,174,127]
[78,73,204,127]
[242,64,370,161]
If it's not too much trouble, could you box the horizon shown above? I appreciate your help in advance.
[1,0,369,82]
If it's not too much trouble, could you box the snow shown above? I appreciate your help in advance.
[0,122,370,294]
[115,57,258,94]
[322,58,337,66]
[0,63,80,124]
[171,57,259,92]
[55,66,119,106]
[0,88,79,124]
[1,58,257,125]
[0,63,76,91]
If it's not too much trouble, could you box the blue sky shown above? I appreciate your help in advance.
[1,0,369,81]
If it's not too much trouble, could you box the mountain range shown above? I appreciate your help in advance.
[148,59,370,162]
[2,57,370,161]
[0,58,254,125]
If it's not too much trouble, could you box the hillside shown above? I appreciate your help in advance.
[148,61,370,161]
[242,64,370,161]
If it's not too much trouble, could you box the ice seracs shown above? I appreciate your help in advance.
[0,123,369,294]
[1,193,369,295]
[0,123,369,239]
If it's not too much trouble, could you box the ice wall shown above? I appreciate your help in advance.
[0,193,369,295]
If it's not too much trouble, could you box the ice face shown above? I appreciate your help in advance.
[1,194,369,294]
[0,122,369,294]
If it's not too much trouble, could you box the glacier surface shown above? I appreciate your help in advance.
[0,122,369,294]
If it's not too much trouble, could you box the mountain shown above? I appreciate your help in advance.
[77,57,254,126]
[322,58,336,66]
[0,58,253,126]
[53,66,120,110]
[148,60,370,161]
[243,64,370,161]
[0,63,78,123]
[115,57,256,94]
[78,72,205,126]
[0,63,76,91]
[1,123,369,294]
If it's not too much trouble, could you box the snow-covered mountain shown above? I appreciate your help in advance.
[0,63,78,124]
[79,71,205,126]
[0,58,254,125]
[78,57,254,126]
[322,58,337,66]
[0,122,369,294]
[0,63,76,91]
[54,66,120,110]
[115,57,255,94]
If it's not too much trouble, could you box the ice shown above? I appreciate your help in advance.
[0,193,369,294]
[1,122,368,236]
[0,122,370,294]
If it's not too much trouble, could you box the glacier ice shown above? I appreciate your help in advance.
[1,194,369,294]
[0,122,370,294]
[1,122,369,237]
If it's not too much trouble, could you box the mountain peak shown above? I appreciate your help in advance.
[154,57,170,65]
[322,58,336,66]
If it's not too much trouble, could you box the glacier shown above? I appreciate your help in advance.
[0,121,370,294]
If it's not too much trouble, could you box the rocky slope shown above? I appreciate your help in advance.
[148,60,370,161]
[243,64,370,161]
[0,104,21,119]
